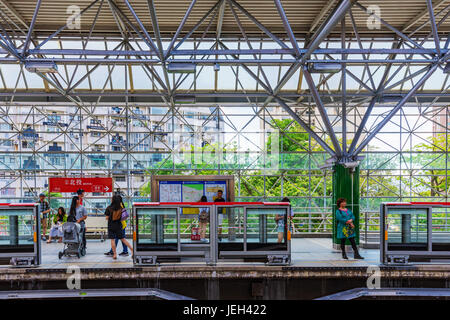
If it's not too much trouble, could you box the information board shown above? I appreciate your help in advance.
[159,180,227,203]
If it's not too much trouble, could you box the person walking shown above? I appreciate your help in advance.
[105,195,133,260]
[104,195,129,256]
[336,198,364,260]
[38,193,51,241]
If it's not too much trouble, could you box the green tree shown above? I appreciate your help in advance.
[412,133,449,197]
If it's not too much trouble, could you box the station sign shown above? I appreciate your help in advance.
[49,177,113,193]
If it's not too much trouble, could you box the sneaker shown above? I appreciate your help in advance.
[104,251,113,256]
[119,252,129,256]
[41,236,47,241]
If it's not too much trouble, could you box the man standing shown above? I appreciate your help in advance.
[38,193,51,241]
[214,190,226,240]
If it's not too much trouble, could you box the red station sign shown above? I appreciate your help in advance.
[49,177,113,193]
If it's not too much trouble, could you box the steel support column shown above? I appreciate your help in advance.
[332,163,360,249]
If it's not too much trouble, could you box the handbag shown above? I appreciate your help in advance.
[121,208,129,221]
[342,224,354,237]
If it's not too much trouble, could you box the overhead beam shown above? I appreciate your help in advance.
[403,0,448,31]
[356,3,426,52]
[353,63,440,155]
[309,0,337,33]
[274,0,301,57]
[273,96,336,156]
[215,0,226,41]
[146,0,172,95]
[35,0,100,50]
[23,0,42,55]
[165,0,198,58]
[303,67,342,157]
[172,0,223,52]
[123,0,160,56]
[227,0,290,50]
[426,0,441,56]
[0,0,28,30]
[271,0,354,98]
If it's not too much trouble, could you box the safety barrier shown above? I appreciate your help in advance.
[132,202,291,265]
[380,202,450,264]
[0,203,40,267]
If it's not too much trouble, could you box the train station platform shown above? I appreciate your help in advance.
[1,238,449,299]
[1,238,379,270]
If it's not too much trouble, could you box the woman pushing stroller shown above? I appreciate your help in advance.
[58,196,87,259]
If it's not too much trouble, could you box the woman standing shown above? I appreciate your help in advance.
[47,207,67,243]
[275,197,294,243]
[105,195,133,260]
[198,195,209,242]
[336,198,364,260]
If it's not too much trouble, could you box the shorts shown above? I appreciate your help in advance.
[108,221,124,240]
[217,214,223,226]
[41,213,48,219]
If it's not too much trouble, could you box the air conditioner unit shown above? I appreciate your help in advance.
[307,62,341,74]
[167,62,196,74]
[174,95,196,104]
[25,61,58,73]
[378,95,403,103]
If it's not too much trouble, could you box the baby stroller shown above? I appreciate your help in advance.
[58,222,86,259]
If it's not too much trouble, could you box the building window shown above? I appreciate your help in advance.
[114,176,126,182]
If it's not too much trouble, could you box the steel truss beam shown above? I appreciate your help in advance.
[0,0,447,166]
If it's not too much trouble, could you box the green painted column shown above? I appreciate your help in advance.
[332,163,360,248]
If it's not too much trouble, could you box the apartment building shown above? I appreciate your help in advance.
[0,104,224,208]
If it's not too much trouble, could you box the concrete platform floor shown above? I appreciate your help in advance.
[6,238,380,269]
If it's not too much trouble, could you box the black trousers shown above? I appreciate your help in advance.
[80,223,86,249]
[340,237,358,254]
